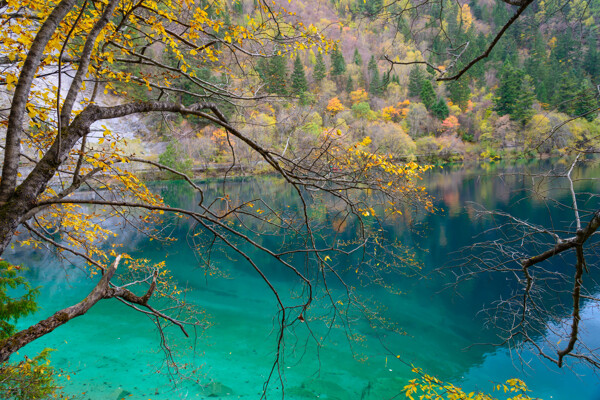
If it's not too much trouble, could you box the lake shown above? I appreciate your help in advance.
[7,159,600,399]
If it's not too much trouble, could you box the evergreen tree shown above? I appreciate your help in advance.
[268,54,288,95]
[555,72,579,115]
[290,55,308,95]
[356,0,383,17]
[583,36,600,78]
[232,0,243,14]
[513,75,536,125]
[0,261,39,340]
[573,80,599,122]
[370,69,382,95]
[494,62,523,117]
[313,51,326,84]
[330,47,347,76]
[257,54,288,95]
[368,55,382,96]
[426,54,436,75]
[381,71,390,92]
[408,65,424,97]
[420,79,436,109]
[346,75,354,92]
[431,97,450,120]
[524,31,550,102]
[470,33,487,81]
[447,79,470,111]
[353,48,362,66]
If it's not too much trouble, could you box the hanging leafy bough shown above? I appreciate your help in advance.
[0,0,446,397]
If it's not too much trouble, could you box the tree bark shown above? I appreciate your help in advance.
[0,0,79,202]
[0,256,121,363]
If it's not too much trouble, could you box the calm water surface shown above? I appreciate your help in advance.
[8,160,600,399]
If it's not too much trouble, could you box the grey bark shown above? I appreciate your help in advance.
[0,0,79,202]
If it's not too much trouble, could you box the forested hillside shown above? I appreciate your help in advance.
[137,0,600,170]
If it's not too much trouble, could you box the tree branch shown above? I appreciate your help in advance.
[0,0,79,202]
[0,255,121,363]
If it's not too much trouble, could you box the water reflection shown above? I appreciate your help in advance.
[8,159,600,399]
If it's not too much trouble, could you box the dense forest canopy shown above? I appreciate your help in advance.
[0,0,599,398]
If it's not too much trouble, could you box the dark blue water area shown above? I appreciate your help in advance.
[6,159,600,399]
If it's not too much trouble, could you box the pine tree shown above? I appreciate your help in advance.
[330,47,347,76]
[447,79,470,110]
[420,79,436,109]
[583,36,599,78]
[269,54,288,95]
[494,62,523,117]
[513,75,536,125]
[367,55,382,95]
[408,65,424,97]
[381,71,391,92]
[0,261,39,340]
[353,48,362,66]
[370,70,382,95]
[232,0,243,14]
[573,79,599,122]
[431,98,450,120]
[257,54,288,95]
[346,75,354,92]
[555,72,579,115]
[291,55,308,95]
[426,55,436,75]
[313,51,326,84]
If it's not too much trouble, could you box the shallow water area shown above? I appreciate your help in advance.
[8,160,600,399]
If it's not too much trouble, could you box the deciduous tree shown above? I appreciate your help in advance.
[0,2,434,396]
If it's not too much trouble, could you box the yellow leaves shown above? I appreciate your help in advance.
[403,370,533,400]
[5,73,17,90]
[457,4,473,32]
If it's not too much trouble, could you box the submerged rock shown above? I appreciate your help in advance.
[287,386,318,398]
[112,387,132,400]
[289,379,351,400]
[200,381,234,397]
[359,377,408,400]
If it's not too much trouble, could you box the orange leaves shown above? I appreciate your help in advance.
[349,89,368,105]
[441,115,460,132]
[326,97,345,115]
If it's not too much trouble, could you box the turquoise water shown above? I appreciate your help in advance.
[7,160,600,399]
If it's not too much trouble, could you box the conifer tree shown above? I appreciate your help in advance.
[583,36,599,78]
[267,54,288,95]
[426,55,436,75]
[513,75,536,125]
[555,72,579,115]
[291,55,308,95]
[447,79,470,110]
[432,97,450,120]
[232,0,243,14]
[368,55,382,95]
[573,79,599,122]
[330,47,347,76]
[313,51,327,84]
[420,79,436,109]
[353,48,362,66]
[494,62,523,117]
[346,75,354,92]
[0,261,39,340]
[408,65,425,97]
